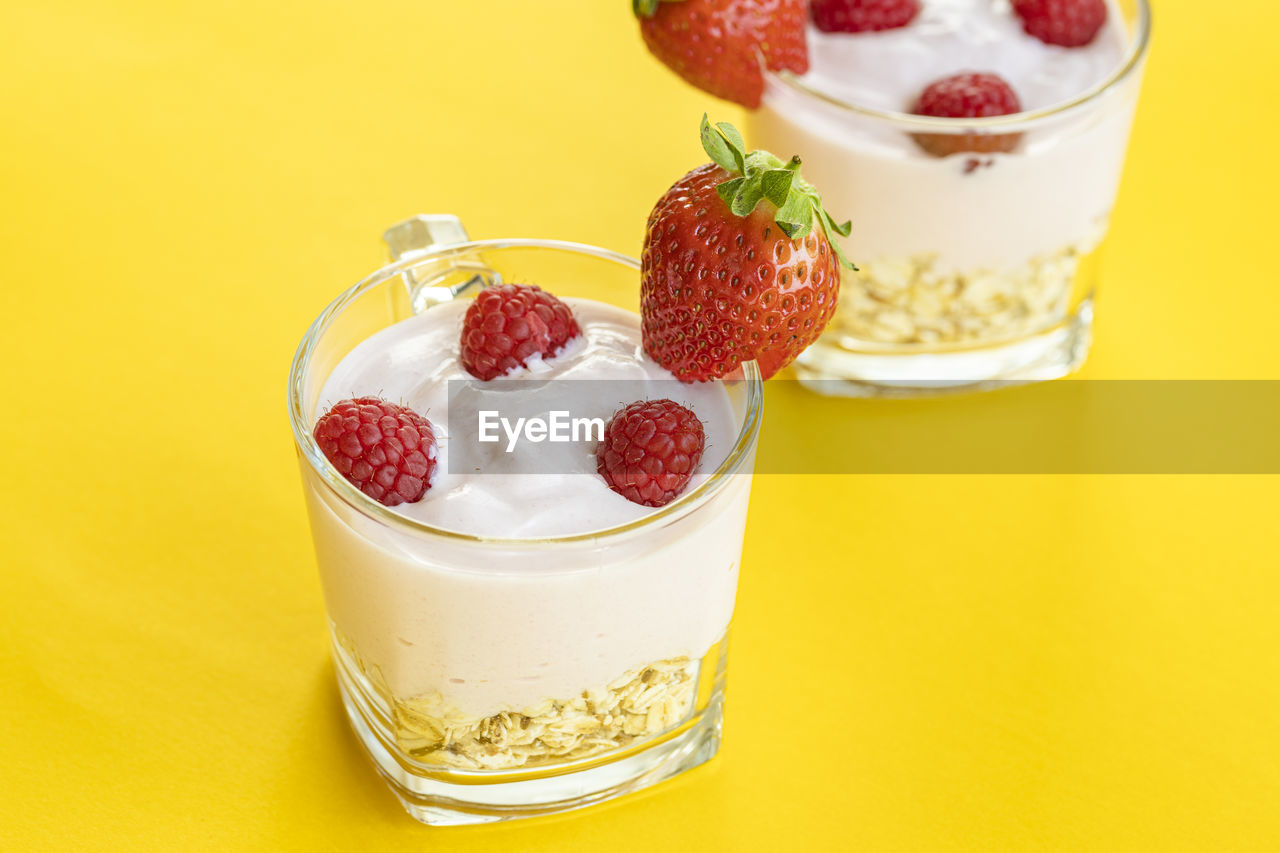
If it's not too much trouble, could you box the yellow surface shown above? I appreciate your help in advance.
[2,1,1278,849]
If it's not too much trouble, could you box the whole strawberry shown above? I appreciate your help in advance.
[911,72,1023,157]
[597,399,705,507]
[314,397,438,506]
[1012,0,1107,48]
[459,283,580,381]
[634,0,808,109]
[811,0,920,34]
[642,116,854,381]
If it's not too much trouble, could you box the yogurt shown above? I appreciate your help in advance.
[805,0,1126,120]
[751,0,1135,272]
[316,298,738,538]
[302,296,754,726]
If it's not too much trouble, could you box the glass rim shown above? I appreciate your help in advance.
[287,237,764,547]
[764,0,1151,132]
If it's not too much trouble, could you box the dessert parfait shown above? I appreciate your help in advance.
[287,119,852,824]
[314,293,744,775]
[636,0,1151,392]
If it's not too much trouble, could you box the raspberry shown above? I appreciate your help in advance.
[910,72,1023,157]
[810,0,920,34]
[1012,0,1107,48]
[459,284,580,381]
[313,397,438,506]
[596,400,705,508]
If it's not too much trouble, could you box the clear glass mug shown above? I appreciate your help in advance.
[286,216,763,824]
[747,0,1152,395]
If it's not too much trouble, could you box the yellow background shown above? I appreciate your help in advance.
[3,0,1278,849]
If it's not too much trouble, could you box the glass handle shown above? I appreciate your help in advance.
[382,215,492,314]
[382,214,471,260]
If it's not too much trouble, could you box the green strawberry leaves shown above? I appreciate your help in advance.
[761,164,795,208]
[699,114,856,270]
[773,189,814,240]
[714,176,744,208]
[702,117,745,174]
[728,175,765,218]
[633,0,685,18]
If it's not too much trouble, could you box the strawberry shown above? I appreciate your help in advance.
[910,72,1023,157]
[641,116,854,381]
[810,0,921,34]
[1012,0,1108,48]
[313,397,439,507]
[596,399,706,507]
[459,283,580,381]
[634,0,809,109]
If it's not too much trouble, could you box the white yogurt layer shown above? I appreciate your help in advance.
[805,0,1126,116]
[304,296,752,717]
[316,298,738,538]
[749,0,1142,272]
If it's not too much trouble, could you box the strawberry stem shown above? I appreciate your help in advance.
[633,0,686,18]
[699,114,856,270]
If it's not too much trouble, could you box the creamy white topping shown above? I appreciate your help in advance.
[804,0,1127,116]
[317,298,737,538]
[749,0,1142,271]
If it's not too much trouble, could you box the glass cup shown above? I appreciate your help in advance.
[746,0,1152,395]
[287,216,762,824]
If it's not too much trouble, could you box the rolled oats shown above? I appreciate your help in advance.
[832,227,1104,346]
[340,633,699,771]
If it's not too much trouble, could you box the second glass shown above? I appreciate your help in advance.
[747,0,1152,394]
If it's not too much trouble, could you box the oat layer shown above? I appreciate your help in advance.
[393,657,697,770]
[337,633,699,771]
[832,226,1105,346]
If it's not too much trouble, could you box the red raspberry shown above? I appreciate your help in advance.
[810,0,920,34]
[313,397,438,506]
[596,400,706,508]
[1012,0,1107,48]
[910,72,1023,157]
[459,284,581,381]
